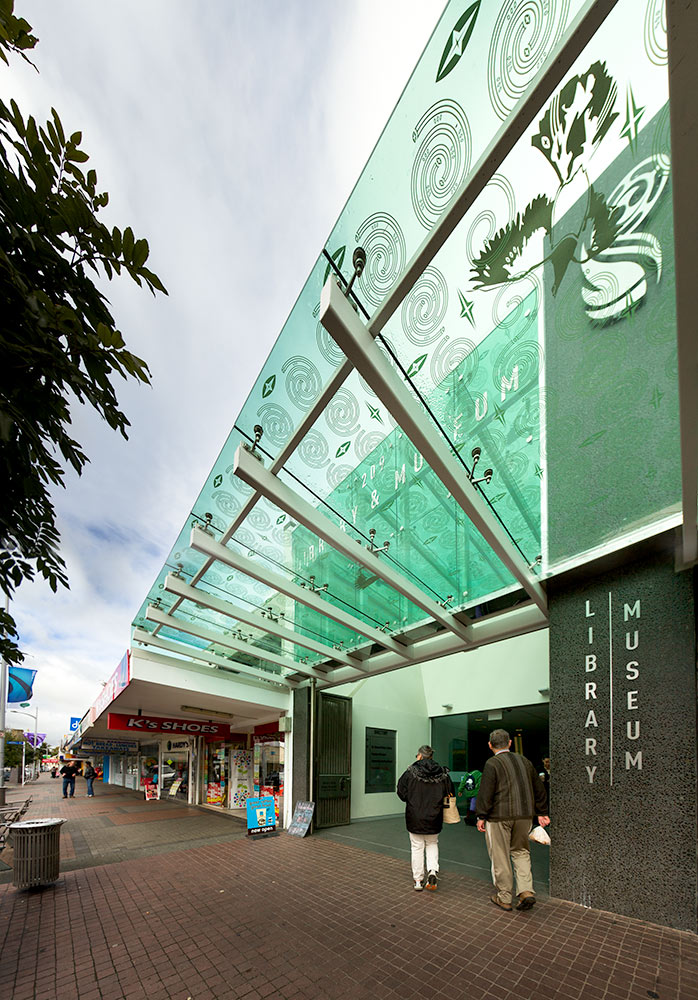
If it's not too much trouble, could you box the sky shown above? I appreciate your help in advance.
[4,1,446,746]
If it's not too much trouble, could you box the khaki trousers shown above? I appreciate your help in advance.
[484,819,534,905]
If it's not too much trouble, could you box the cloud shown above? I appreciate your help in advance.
[6,0,445,743]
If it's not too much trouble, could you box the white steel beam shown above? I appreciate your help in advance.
[233,444,472,642]
[321,279,547,615]
[189,525,410,657]
[163,572,366,670]
[668,0,698,567]
[144,605,343,683]
[132,628,296,688]
[324,602,547,686]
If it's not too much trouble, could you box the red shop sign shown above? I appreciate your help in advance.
[107,712,230,736]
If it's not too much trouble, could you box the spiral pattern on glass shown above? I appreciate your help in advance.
[401,266,448,346]
[430,336,475,386]
[488,0,570,121]
[297,429,330,469]
[411,100,472,229]
[355,429,386,461]
[247,507,272,531]
[213,490,241,518]
[282,355,322,411]
[256,402,293,447]
[493,339,543,396]
[355,213,406,308]
[644,0,667,65]
[316,320,344,366]
[324,387,360,435]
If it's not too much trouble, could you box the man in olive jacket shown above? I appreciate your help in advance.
[476,728,550,911]
[397,745,454,892]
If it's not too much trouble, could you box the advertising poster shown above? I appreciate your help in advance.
[246,795,276,837]
[287,801,315,838]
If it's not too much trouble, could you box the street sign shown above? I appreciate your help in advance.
[69,717,80,731]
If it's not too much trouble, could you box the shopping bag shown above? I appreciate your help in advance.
[443,795,461,824]
[529,825,551,845]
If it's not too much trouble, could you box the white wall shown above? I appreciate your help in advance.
[333,663,429,819]
[420,629,549,717]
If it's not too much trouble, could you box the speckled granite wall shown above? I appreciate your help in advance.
[292,686,311,806]
[548,555,698,931]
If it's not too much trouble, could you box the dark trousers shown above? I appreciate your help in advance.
[62,776,75,797]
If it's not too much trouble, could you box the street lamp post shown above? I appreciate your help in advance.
[8,705,39,781]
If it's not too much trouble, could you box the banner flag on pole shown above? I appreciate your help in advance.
[7,666,37,702]
[23,732,46,747]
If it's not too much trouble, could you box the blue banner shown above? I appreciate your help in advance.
[7,666,36,703]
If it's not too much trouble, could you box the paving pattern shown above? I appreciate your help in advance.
[0,776,696,999]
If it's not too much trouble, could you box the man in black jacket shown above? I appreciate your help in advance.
[476,729,550,911]
[397,745,454,892]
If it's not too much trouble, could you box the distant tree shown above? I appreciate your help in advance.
[0,1,167,664]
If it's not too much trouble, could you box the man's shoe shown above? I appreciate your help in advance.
[413,878,423,891]
[490,893,513,911]
[425,872,438,891]
[517,891,536,910]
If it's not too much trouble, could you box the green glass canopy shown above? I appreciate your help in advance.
[133,0,680,689]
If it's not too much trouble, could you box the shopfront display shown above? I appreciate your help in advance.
[140,744,159,796]
[125,755,140,790]
[230,749,252,810]
[205,743,228,805]
[253,738,284,826]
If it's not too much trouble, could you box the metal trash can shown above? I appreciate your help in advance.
[9,818,66,889]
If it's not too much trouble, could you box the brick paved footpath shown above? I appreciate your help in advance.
[1,777,697,1000]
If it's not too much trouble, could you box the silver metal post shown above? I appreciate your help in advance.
[0,593,7,806]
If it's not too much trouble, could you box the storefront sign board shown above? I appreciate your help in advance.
[144,783,158,801]
[287,801,314,838]
[81,738,139,753]
[246,795,276,836]
[107,712,230,736]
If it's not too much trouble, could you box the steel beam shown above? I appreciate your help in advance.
[321,279,547,615]
[233,444,473,642]
[163,572,365,670]
[189,525,410,657]
[324,602,547,686]
[144,605,342,682]
[132,628,296,688]
[668,0,698,567]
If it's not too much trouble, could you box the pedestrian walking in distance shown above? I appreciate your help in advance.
[476,728,550,911]
[397,745,455,892]
[83,760,96,797]
[59,759,81,799]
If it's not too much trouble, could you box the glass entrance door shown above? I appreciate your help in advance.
[160,751,189,802]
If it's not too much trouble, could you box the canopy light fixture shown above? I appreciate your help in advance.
[180,704,235,720]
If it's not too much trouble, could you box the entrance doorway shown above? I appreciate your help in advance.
[431,703,549,816]
[160,751,189,802]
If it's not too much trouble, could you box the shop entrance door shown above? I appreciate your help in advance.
[314,692,351,828]
[160,751,189,802]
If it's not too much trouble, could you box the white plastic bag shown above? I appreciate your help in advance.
[529,825,551,846]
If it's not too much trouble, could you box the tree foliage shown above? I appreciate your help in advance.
[0,1,167,664]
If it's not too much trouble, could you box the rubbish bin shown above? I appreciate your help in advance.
[9,818,67,889]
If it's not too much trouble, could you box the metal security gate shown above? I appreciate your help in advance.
[314,692,351,828]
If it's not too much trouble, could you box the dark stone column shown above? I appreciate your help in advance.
[548,551,698,931]
[292,686,311,808]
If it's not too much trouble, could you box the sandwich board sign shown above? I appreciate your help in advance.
[246,795,276,837]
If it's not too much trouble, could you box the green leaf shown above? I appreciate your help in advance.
[122,225,134,261]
